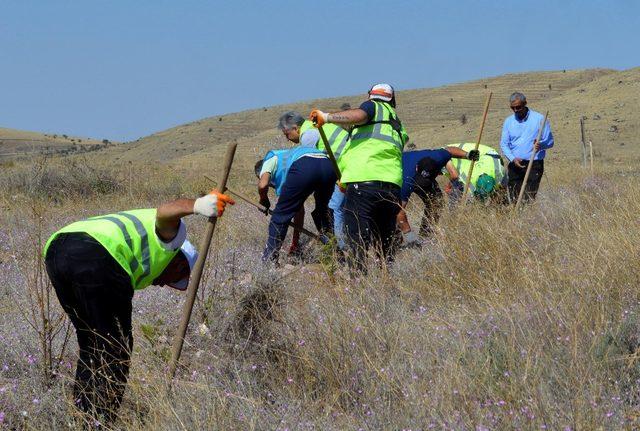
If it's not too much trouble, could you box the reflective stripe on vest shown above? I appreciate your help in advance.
[43,208,180,290]
[326,126,350,159]
[339,101,405,185]
[118,212,151,285]
[300,120,350,159]
[489,154,502,181]
[91,215,140,274]
[448,143,504,192]
[350,102,404,151]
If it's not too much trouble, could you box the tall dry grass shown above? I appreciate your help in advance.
[0,158,639,429]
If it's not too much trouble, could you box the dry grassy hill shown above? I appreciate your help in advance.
[3,68,640,429]
[0,127,118,160]
[88,67,639,188]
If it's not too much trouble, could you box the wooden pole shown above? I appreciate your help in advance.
[168,142,237,380]
[128,161,133,201]
[589,140,594,175]
[317,125,342,180]
[514,111,549,210]
[461,92,492,203]
[203,175,320,241]
[580,118,587,168]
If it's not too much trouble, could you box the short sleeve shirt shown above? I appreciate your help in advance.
[299,128,320,148]
[359,100,376,122]
[400,149,452,201]
[259,155,278,177]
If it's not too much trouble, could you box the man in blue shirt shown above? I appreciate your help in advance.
[500,92,554,203]
[397,146,478,244]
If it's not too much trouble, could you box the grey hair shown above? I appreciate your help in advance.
[509,92,526,103]
[277,111,305,131]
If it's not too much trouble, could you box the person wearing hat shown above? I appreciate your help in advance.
[442,143,506,204]
[43,191,234,420]
[256,143,337,263]
[397,146,479,244]
[309,83,408,271]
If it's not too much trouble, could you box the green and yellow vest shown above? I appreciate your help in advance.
[43,209,180,290]
[298,120,350,160]
[339,101,408,186]
[445,143,505,192]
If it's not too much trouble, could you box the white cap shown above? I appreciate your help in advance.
[368,83,394,102]
[168,240,198,290]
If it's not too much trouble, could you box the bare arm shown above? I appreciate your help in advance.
[445,147,469,159]
[445,161,459,180]
[156,198,195,242]
[328,109,369,127]
[258,173,271,203]
[396,201,412,234]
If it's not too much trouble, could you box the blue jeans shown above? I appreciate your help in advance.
[328,184,346,250]
[263,157,337,262]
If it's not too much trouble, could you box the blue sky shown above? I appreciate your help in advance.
[1,0,638,142]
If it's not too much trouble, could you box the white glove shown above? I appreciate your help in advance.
[193,194,220,217]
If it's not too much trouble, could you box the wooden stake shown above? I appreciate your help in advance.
[589,140,594,175]
[168,142,237,380]
[515,111,549,210]
[128,161,133,201]
[203,175,320,241]
[461,92,492,203]
[580,118,587,168]
[317,125,342,180]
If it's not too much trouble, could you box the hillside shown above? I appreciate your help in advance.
[4,67,638,187]
[0,127,117,160]
[2,68,640,429]
[88,67,640,186]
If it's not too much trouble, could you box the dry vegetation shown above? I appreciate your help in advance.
[0,68,639,429]
[0,127,117,160]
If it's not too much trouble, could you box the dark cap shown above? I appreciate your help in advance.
[254,159,264,178]
[416,157,440,179]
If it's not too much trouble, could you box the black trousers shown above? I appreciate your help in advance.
[507,159,544,203]
[413,178,443,236]
[45,233,133,421]
[343,182,401,272]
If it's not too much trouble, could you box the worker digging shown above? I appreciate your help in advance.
[43,87,553,424]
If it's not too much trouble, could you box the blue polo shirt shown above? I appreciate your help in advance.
[401,149,451,201]
[500,109,554,161]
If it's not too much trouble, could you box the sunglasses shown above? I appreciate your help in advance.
[511,105,526,111]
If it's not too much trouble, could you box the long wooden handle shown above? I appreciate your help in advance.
[514,111,549,210]
[461,92,492,203]
[168,142,237,380]
[317,125,342,180]
[203,175,320,241]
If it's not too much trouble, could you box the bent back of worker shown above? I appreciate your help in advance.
[43,208,179,290]
[446,143,505,189]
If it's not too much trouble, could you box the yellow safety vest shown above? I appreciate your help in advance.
[43,209,180,290]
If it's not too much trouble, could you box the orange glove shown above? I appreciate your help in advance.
[444,182,453,194]
[193,190,235,217]
[309,109,328,127]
